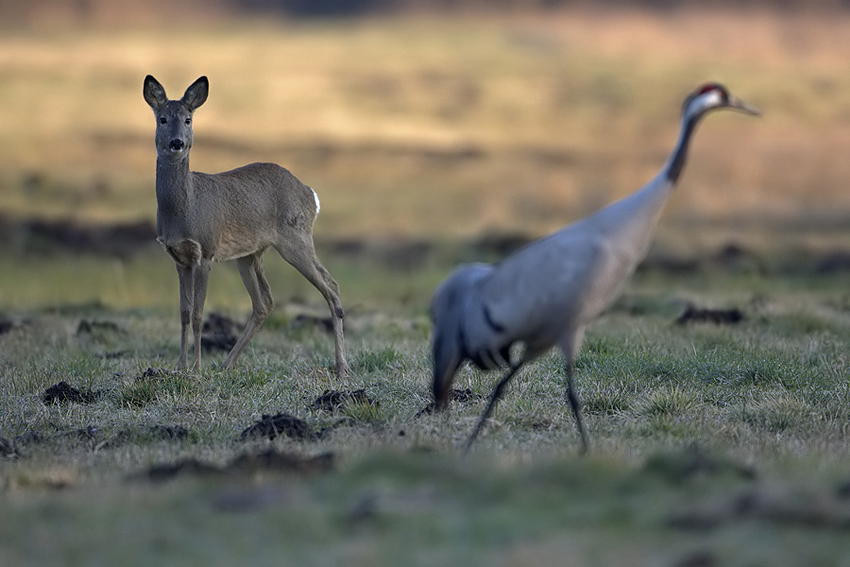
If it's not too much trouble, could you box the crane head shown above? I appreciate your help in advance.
[682,83,760,120]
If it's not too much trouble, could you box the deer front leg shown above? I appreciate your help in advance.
[223,254,274,370]
[191,261,211,369]
[176,263,195,371]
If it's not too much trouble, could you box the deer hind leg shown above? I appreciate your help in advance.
[274,236,349,377]
[222,253,274,371]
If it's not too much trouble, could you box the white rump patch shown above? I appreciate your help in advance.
[310,187,321,214]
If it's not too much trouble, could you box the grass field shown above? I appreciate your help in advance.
[3,265,850,565]
[4,7,850,566]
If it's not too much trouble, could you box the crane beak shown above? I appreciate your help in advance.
[727,95,761,116]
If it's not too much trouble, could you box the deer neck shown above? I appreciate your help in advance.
[156,154,193,215]
[155,154,194,238]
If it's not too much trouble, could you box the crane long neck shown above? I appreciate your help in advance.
[587,109,706,260]
[664,111,702,185]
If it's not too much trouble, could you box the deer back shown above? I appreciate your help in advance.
[183,163,319,263]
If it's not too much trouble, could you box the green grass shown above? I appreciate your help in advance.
[3,253,850,564]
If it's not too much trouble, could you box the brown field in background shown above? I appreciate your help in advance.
[1,8,850,259]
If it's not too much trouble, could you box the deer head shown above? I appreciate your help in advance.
[143,75,209,159]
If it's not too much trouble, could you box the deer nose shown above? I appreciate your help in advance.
[169,139,185,151]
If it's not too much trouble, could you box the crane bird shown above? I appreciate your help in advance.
[430,83,760,454]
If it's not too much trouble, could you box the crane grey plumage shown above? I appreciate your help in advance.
[431,83,760,454]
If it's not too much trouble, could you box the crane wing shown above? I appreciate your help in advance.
[477,228,611,351]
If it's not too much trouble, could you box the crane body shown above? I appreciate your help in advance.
[431,84,760,453]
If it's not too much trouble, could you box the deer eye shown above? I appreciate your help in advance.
[159,117,167,125]
[185,117,192,125]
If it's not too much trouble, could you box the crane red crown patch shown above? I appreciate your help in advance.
[698,83,725,95]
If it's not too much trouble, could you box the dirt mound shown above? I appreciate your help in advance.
[675,304,744,325]
[202,312,243,336]
[202,333,238,353]
[291,313,334,333]
[42,381,103,405]
[76,319,126,336]
[0,436,17,459]
[0,317,26,335]
[229,450,334,475]
[103,425,191,447]
[239,413,317,441]
[310,389,378,413]
[9,423,191,455]
[148,424,190,439]
[131,367,187,382]
[668,483,850,530]
[141,449,334,482]
[415,388,483,417]
[448,388,483,403]
[1,214,156,258]
[643,446,755,484]
[201,312,241,353]
[145,458,221,481]
[12,427,100,454]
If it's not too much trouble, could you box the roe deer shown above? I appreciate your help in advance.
[143,75,349,376]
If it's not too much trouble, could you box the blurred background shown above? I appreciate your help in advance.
[1,0,850,309]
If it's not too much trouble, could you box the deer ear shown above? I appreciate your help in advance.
[182,76,209,111]
[143,75,168,111]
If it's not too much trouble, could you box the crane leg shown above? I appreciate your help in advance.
[565,361,589,455]
[463,362,523,454]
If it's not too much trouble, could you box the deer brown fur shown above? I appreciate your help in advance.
[143,75,348,376]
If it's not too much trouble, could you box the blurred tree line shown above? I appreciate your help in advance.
[241,0,850,17]
[3,0,849,25]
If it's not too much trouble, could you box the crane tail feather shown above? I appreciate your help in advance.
[432,326,462,410]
